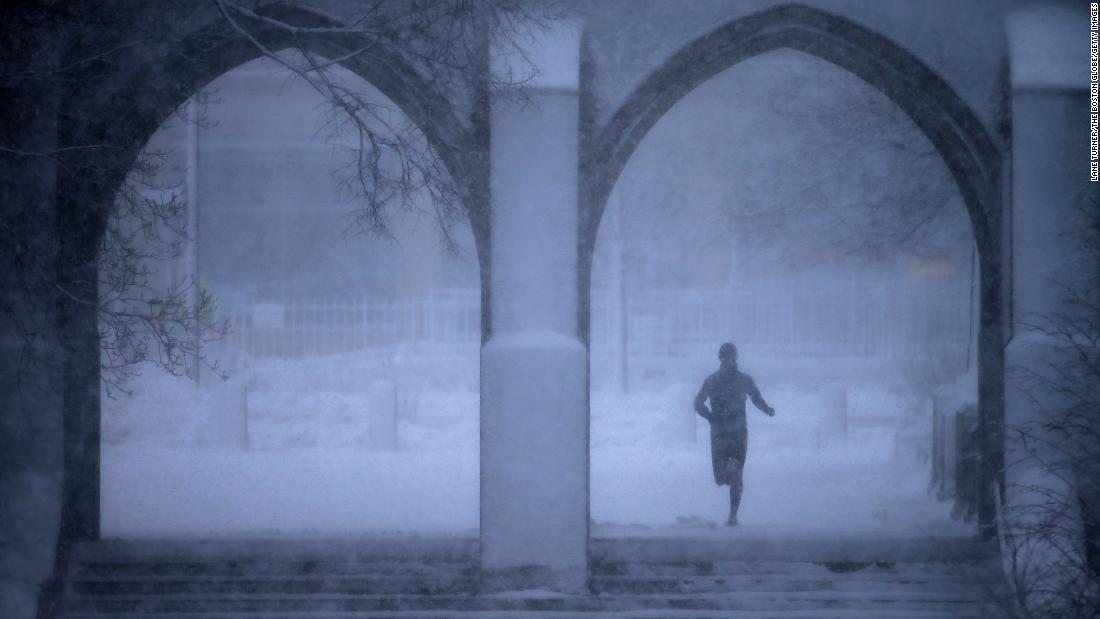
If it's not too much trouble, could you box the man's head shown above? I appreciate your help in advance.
[718,342,738,365]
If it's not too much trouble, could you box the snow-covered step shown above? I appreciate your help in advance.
[76,560,475,579]
[65,593,995,614]
[60,614,994,619]
[588,535,999,564]
[65,595,998,618]
[588,558,998,594]
[589,558,992,578]
[72,574,478,596]
[62,536,1008,618]
[72,538,478,565]
[589,574,988,595]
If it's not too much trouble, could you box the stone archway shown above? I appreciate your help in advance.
[578,3,1005,534]
[55,3,489,545]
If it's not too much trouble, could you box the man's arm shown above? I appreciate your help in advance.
[694,377,713,421]
[747,377,775,416]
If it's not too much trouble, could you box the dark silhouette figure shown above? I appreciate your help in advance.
[694,342,775,526]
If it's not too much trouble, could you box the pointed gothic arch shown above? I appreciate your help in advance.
[57,3,490,543]
[578,3,1005,534]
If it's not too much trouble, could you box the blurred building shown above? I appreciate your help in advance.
[142,56,479,308]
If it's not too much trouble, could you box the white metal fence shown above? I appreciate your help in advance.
[215,289,481,360]
[213,275,974,364]
[589,275,974,360]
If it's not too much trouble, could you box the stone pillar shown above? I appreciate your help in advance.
[1005,4,1095,470]
[1003,5,1096,603]
[0,25,66,618]
[480,20,588,592]
[1007,6,1094,329]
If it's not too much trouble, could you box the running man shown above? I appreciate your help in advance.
[694,342,775,526]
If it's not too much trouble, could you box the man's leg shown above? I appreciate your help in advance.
[726,432,748,525]
[710,430,731,486]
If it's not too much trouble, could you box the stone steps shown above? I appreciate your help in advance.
[72,576,478,596]
[61,537,1009,618]
[76,560,475,579]
[66,594,992,615]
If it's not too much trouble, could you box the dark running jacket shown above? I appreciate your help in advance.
[694,363,769,433]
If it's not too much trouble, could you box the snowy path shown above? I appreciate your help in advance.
[102,373,967,538]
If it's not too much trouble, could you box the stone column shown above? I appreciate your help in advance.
[1005,4,1095,467]
[1007,5,1094,330]
[0,25,66,618]
[1003,4,1096,603]
[480,20,588,593]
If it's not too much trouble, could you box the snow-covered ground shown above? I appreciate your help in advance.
[101,354,971,539]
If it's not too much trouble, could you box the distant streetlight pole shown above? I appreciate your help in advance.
[185,96,201,383]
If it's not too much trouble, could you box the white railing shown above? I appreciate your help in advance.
[211,275,973,364]
[589,275,973,359]
[214,289,481,360]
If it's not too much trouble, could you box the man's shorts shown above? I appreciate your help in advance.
[710,429,748,486]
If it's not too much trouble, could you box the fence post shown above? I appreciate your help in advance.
[820,383,847,438]
[665,382,697,442]
[367,380,398,451]
[203,377,250,450]
[951,405,979,521]
[932,394,945,498]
